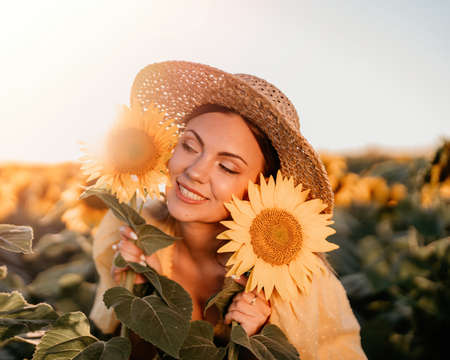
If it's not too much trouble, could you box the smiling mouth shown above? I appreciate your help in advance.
[177,182,208,201]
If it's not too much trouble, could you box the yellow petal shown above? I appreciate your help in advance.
[217,230,232,240]
[254,258,275,300]
[294,198,327,219]
[260,174,274,208]
[225,251,241,267]
[272,265,295,301]
[232,195,256,219]
[220,220,244,231]
[247,180,263,214]
[235,245,256,276]
[304,238,339,252]
[217,241,242,253]
[224,202,253,228]
[226,258,244,277]
[246,270,257,292]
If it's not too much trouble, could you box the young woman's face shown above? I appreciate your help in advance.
[166,112,265,223]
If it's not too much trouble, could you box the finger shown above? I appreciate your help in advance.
[119,240,143,262]
[115,273,146,284]
[144,253,162,273]
[224,310,253,327]
[118,238,142,255]
[113,269,124,284]
[119,225,138,240]
[240,292,272,317]
[252,288,268,301]
[228,294,261,317]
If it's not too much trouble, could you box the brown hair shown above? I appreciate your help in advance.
[184,104,280,178]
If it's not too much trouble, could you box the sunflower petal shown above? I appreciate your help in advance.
[224,202,253,228]
[235,245,256,276]
[256,260,275,300]
[217,241,242,253]
[232,195,256,219]
[247,180,263,214]
[260,174,274,208]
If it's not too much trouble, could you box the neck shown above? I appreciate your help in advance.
[175,221,226,263]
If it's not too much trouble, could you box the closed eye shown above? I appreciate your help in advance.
[182,141,197,153]
[220,164,239,174]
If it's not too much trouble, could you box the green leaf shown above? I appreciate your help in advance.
[179,320,226,360]
[135,223,179,256]
[125,261,193,317]
[28,259,94,299]
[0,265,7,280]
[104,287,190,358]
[113,252,128,268]
[0,291,58,343]
[80,188,145,228]
[0,224,33,254]
[230,322,299,360]
[251,325,300,360]
[32,312,97,360]
[204,277,243,317]
[226,342,239,360]
[72,336,131,360]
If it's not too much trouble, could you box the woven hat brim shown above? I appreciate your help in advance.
[130,60,334,213]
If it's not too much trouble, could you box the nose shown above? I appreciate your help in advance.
[185,154,211,184]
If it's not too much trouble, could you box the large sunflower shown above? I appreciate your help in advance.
[217,171,338,301]
[80,101,178,203]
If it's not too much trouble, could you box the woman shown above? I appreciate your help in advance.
[89,61,367,359]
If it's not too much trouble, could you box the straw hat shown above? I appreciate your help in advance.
[130,60,334,213]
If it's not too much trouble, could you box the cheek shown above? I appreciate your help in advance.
[212,177,249,202]
[167,147,184,176]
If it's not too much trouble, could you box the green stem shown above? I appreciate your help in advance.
[227,342,239,360]
[120,270,136,338]
[138,199,145,215]
[227,321,240,360]
[130,193,137,210]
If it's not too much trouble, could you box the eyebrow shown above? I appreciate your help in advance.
[185,129,248,166]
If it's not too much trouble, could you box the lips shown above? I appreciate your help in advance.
[176,181,209,202]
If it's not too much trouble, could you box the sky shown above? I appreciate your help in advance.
[1,0,449,163]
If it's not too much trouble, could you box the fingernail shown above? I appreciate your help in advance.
[130,232,138,240]
[119,226,126,233]
[231,274,239,280]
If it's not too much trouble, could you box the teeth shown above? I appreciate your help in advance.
[179,184,206,201]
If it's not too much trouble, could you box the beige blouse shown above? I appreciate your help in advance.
[89,204,367,360]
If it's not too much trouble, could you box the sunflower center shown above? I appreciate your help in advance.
[250,208,303,265]
[106,128,159,175]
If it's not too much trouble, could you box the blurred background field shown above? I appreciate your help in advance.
[1,1,449,358]
[1,140,449,359]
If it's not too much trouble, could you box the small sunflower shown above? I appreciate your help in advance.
[80,101,178,203]
[217,171,338,301]
[62,202,107,234]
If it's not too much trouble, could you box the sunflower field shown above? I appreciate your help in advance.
[1,140,449,359]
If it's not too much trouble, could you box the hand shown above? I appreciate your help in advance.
[224,275,272,336]
[112,226,162,284]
